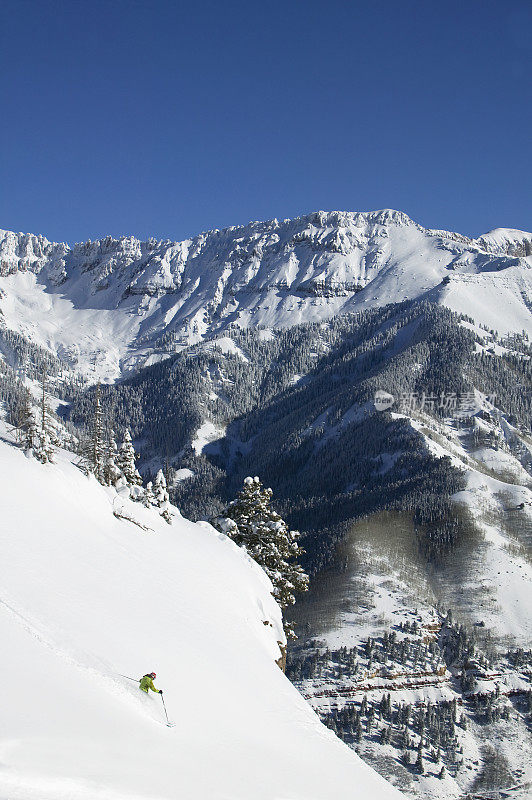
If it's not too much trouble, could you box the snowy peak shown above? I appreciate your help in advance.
[0,211,531,381]
[0,228,68,278]
[473,227,532,257]
[0,209,418,288]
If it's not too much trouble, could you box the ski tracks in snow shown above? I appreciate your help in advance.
[0,596,167,728]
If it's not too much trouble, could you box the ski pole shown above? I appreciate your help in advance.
[160,692,172,726]
[120,674,139,682]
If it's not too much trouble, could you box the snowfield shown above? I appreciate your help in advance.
[0,431,403,800]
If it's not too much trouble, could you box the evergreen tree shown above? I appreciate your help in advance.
[103,433,123,486]
[10,386,33,444]
[143,480,156,508]
[33,424,54,464]
[153,469,172,524]
[16,373,54,463]
[212,476,309,634]
[400,727,411,750]
[92,383,106,482]
[17,391,38,452]
[81,382,106,482]
[116,429,142,487]
[416,744,425,775]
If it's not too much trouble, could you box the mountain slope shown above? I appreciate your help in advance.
[1,210,531,381]
[285,407,532,799]
[67,301,530,572]
[0,429,404,800]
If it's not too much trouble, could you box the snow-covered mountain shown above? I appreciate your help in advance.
[1,209,531,381]
[1,210,531,800]
[0,426,403,800]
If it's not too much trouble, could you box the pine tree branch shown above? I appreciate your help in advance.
[112,508,154,532]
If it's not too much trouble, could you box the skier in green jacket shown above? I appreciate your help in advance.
[139,671,163,694]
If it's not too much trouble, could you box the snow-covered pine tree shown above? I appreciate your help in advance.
[103,432,123,486]
[143,480,156,508]
[153,469,172,524]
[116,429,143,488]
[33,425,54,464]
[16,373,54,463]
[416,744,425,775]
[17,392,39,452]
[40,369,48,436]
[33,368,55,463]
[82,382,106,482]
[212,476,309,636]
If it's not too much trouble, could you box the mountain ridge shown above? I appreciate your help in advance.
[1,209,531,382]
[2,207,531,255]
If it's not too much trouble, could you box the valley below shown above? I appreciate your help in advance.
[287,507,532,800]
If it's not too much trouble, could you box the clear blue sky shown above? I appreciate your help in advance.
[1,0,530,243]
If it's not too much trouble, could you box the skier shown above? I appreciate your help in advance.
[139,671,163,695]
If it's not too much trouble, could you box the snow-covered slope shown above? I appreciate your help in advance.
[1,210,530,380]
[408,408,532,645]
[0,432,403,800]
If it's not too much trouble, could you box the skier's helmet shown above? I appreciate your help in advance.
[150,672,156,679]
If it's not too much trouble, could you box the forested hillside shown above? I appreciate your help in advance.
[66,300,531,573]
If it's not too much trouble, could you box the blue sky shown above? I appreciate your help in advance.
[1,0,530,243]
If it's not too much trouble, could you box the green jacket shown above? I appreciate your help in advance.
[139,674,160,694]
